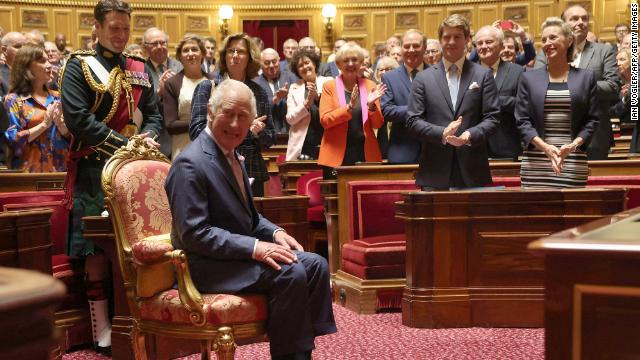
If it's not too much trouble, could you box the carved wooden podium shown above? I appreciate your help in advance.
[83,195,309,359]
[397,188,626,328]
[529,206,640,360]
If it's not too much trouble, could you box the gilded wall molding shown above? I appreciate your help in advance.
[0,0,511,11]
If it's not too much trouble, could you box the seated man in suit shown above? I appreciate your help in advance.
[380,28,427,164]
[254,48,297,134]
[407,14,499,190]
[474,25,523,160]
[165,79,336,360]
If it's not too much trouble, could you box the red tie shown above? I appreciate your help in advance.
[226,151,247,204]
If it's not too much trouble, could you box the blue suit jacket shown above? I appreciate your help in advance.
[380,66,422,164]
[487,60,524,159]
[253,70,298,134]
[407,59,500,188]
[515,67,599,151]
[165,131,279,293]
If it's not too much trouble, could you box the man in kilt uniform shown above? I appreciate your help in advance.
[59,0,162,353]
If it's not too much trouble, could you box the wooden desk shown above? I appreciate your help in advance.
[0,172,66,192]
[321,160,640,276]
[0,209,53,274]
[83,195,309,360]
[529,207,640,360]
[0,267,66,360]
[278,160,321,195]
[397,188,626,328]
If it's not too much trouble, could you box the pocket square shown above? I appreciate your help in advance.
[468,82,480,90]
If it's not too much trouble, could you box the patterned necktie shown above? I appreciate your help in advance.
[226,151,247,204]
[448,64,459,108]
[411,69,418,81]
[157,63,165,74]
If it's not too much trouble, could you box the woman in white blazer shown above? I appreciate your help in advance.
[286,49,332,160]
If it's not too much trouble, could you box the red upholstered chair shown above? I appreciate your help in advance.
[336,180,419,313]
[0,191,92,351]
[101,137,267,360]
[296,170,326,253]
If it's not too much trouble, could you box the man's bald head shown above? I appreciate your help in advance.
[1,32,27,67]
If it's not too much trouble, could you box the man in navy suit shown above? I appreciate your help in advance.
[475,25,523,160]
[165,79,336,360]
[254,48,298,134]
[380,29,427,164]
[407,14,500,189]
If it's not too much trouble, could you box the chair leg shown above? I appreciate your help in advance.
[131,327,148,360]
[213,326,236,360]
[200,339,212,360]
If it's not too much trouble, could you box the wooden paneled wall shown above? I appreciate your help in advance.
[0,0,631,58]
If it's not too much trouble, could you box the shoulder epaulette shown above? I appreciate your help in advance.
[58,49,98,90]
[123,52,146,63]
[68,49,97,59]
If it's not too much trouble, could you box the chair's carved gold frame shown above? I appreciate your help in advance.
[101,136,266,360]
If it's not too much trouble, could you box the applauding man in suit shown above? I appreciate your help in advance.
[165,79,336,360]
[407,14,500,190]
[380,29,426,164]
[475,25,523,160]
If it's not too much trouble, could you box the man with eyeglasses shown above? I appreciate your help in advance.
[424,39,442,66]
[143,27,183,157]
[254,48,297,134]
[380,29,427,164]
[613,23,629,51]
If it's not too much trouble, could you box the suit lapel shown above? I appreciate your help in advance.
[530,69,549,131]
[399,66,411,90]
[200,134,252,215]
[495,61,507,91]
[578,41,595,69]
[434,62,454,113]
[454,60,474,114]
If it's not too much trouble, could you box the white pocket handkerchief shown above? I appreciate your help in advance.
[468,82,480,90]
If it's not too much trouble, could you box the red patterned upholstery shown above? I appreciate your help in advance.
[104,145,268,358]
[342,181,418,280]
[492,175,640,209]
[111,160,173,245]
[307,205,325,223]
[139,290,268,325]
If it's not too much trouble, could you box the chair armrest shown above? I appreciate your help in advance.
[168,250,207,326]
[131,234,174,264]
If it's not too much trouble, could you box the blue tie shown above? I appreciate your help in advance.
[448,64,459,109]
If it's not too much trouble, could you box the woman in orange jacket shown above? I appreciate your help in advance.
[318,42,387,179]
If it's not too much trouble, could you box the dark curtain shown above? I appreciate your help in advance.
[243,20,309,59]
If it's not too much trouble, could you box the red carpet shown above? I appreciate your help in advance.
[63,304,544,359]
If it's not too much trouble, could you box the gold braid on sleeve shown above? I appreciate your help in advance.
[78,57,134,125]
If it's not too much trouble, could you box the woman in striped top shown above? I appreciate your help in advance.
[515,17,599,188]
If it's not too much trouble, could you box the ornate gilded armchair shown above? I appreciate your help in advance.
[101,137,268,359]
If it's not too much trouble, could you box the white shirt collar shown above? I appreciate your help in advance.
[442,56,465,73]
[150,59,168,71]
[575,40,586,53]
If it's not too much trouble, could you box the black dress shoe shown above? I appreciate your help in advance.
[95,345,112,357]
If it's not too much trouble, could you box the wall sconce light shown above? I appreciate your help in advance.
[322,4,337,44]
[219,5,233,40]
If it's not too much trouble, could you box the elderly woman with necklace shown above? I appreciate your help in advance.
[318,42,386,179]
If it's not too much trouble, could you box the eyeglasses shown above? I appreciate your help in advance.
[425,49,440,54]
[145,41,168,47]
[262,59,278,66]
[226,48,248,56]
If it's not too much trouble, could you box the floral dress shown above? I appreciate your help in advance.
[4,90,69,172]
